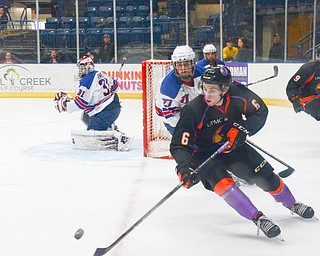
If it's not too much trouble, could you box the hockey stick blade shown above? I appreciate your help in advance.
[272,65,279,78]
[278,167,295,178]
[246,140,295,178]
[247,65,279,86]
[92,141,229,256]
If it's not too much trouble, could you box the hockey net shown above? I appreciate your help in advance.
[142,59,173,158]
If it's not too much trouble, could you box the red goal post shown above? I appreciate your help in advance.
[142,59,173,158]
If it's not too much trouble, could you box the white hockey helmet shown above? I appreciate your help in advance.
[77,56,94,77]
[171,45,196,81]
[203,44,217,54]
[203,44,217,63]
[171,45,196,63]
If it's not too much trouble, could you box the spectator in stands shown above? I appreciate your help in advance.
[0,6,8,30]
[1,52,17,63]
[234,36,253,62]
[269,33,284,62]
[98,34,115,63]
[50,0,59,18]
[48,50,59,63]
[222,38,238,62]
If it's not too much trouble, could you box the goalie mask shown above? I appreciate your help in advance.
[201,66,232,91]
[203,44,217,64]
[171,45,196,82]
[77,56,94,77]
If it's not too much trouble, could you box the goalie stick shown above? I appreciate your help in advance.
[92,141,229,256]
[247,65,279,86]
[246,139,295,178]
[115,56,127,81]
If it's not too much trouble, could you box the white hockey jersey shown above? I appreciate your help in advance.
[67,70,118,116]
[155,65,206,133]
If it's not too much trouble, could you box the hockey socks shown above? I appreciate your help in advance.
[270,180,296,208]
[270,181,314,219]
[221,183,258,220]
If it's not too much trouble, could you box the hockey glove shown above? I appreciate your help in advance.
[291,97,304,113]
[176,166,199,189]
[214,120,249,153]
[55,97,68,112]
[54,92,72,113]
[54,91,68,101]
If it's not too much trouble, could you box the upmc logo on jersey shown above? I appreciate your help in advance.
[225,63,248,85]
[0,65,51,92]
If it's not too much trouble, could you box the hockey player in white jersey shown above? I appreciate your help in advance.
[196,44,225,69]
[54,56,132,151]
[155,45,206,134]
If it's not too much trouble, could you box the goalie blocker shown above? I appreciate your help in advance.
[71,129,133,151]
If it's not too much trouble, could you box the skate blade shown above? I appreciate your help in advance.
[274,234,285,242]
[290,213,319,221]
[256,231,285,242]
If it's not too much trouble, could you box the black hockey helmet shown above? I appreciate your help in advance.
[201,66,232,90]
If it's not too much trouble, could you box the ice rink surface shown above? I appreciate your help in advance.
[0,98,319,256]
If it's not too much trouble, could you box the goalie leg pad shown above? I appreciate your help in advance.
[118,134,133,151]
[71,130,118,150]
[111,130,133,151]
[70,130,133,151]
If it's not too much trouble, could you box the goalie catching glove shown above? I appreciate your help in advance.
[176,165,199,189]
[214,120,249,153]
[54,91,73,113]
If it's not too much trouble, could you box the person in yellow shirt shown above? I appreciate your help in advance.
[222,38,238,62]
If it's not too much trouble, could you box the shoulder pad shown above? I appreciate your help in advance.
[79,71,97,89]
[160,71,181,99]
[194,65,206,77]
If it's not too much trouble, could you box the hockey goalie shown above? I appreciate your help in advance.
[54,55,132,151]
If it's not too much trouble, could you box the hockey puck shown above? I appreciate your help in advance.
[74,228,84,240]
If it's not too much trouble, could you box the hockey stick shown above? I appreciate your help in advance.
[303,95,319,107]
[81,57,127,125]
[115,56,127,81]
[93,141,229,256]
[246,139,295,178]
[247,65,279,86]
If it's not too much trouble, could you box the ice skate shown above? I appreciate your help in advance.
[117,135,133,151]
[252,211,284,241]
[289,202,316,219]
